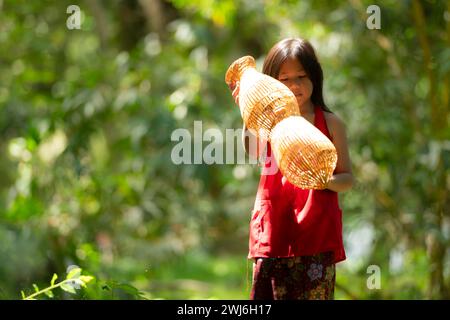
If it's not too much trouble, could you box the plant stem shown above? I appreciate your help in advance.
[23,279,72,300]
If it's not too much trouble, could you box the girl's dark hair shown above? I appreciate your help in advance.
[262,38,332,113]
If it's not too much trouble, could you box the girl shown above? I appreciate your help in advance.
[231,38,354,300]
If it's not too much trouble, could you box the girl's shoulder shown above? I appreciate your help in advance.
[322,110,347,141]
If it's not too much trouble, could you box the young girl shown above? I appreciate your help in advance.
[231,38,354,300]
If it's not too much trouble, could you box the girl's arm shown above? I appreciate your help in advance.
[324,113,354,192]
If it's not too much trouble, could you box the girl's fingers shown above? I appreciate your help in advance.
[232,82,240,104]
[232,81,239,94]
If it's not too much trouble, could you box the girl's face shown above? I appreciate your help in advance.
[278,57,313,110]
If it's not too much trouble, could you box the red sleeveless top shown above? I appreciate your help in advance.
[248,106,346,263]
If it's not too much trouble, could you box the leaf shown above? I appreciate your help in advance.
[79,275,94,285]
[21,291,26,299]
[60,282,76,294]
[44,290,54,298]
[71,278,84,288]
[115,283,145,298]
[50,273,58,286]
[33,284,39,293]
[66,267,81,280]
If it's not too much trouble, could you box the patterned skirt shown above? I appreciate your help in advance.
[250,251,336,300]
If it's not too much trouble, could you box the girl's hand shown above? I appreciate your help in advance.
[324,175,335,190]
[320,112,354,193]
[230,81,240,106]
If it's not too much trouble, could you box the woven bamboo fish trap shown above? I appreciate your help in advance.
[270,116,338,189]
[225,55,337,189]
[225,56,300,141]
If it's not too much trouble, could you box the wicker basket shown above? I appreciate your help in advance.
[225,56,337,189]
[225,56,300,141]
[270,116,337,189]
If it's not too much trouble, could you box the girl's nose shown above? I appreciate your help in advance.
[288,80,301,91]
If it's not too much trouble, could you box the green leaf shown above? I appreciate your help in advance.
[21,291,26,299]
[79,275,94,285]
[44,290,54,298]
[50,273,58,286]
[115,283,146,298]
[66,267,81,280]
[101,285,111,291]
[72,279,84,287]
[33,284,39,293]
[60,282,76,294]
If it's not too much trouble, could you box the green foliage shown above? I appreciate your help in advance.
[21,267,94,300]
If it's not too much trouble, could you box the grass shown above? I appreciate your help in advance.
[143,249,251,299]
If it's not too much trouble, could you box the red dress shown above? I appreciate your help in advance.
[248,106,346,263]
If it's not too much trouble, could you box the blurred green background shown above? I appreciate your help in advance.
[0,0,449,300]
